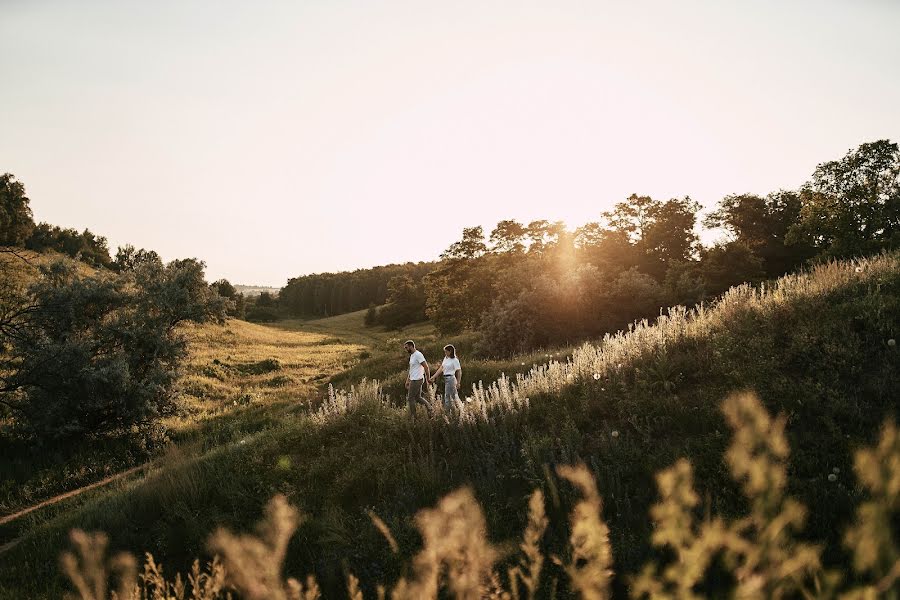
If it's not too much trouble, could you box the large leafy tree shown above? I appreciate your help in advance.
[489,219,527,254]
[789,140,900,258]
[376,274,426,329]
[699,242,766,294]
[705,191,812,276]
[524,220,565,255]
[211,278,244,318]
[1,258,227,443]
[425,226,492,335]
[113,244,162,272]
[642,197,701,273]
[604,194,700,278]
[0,173,35,246]
[574,223,637,275]
[441,226,488,260]
[604,194,656,243]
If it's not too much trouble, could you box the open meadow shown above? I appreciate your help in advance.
[1,253,898,598]
[0,285,375,557]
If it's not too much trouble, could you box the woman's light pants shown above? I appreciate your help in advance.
[443,376,458,407]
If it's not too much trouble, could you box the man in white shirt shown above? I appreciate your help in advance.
[404,340,431,418]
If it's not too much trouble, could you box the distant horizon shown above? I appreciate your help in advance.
[2,0,899,286]
[12,137,896,288]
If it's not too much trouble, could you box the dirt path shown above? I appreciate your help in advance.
[0,463,149,555]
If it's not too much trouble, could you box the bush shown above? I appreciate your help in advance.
[210,278,245,318]
[236,358,281,375]
[0,258,227,444]
[25,223,112,268]
[0,173,34,246]
[364,305,378,327]
[246,306,280,322]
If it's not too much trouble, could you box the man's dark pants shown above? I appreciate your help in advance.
[407,378,430,417]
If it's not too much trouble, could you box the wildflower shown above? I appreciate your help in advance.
[392,488,496,599]
[855,266,863,273]
[367,510,400,554]
[888,339,896,347]
[611,430,619,438]
[239,439,247,445]
[208,494,308,598]
[593,373,601,380]
[555,465,614,598]
[509,490,548,599]
[828,473,837,482]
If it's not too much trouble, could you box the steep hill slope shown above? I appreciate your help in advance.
[1,253,898,598]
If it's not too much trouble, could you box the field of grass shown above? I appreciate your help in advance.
[1,253,898,598]
[300,308,577,403]
[275,308,435,347]
[0,312,366,552]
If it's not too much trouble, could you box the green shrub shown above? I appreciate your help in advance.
[236,358,281,375]
[246,306,280,322]
[0,258,227,444]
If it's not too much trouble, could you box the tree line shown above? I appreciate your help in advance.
[1,173,249,318]
[279,262,434,320]
[271,140,898,354]
[1,173,113,268]
[358,140,897,356]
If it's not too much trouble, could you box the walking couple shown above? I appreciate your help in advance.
[404,340,462,418]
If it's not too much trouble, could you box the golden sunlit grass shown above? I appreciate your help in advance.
[275,308,436,349]
[313,252,900,427]
[173,318,364,428]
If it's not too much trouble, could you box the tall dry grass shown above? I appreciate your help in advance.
[58,392,900,599]
[313,252,900,427]
[508,490,548,600]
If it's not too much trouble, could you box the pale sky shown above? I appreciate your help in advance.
[2,1,899,286]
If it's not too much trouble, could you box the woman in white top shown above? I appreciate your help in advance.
[430,344,462,408]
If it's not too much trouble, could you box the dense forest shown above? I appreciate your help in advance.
[279,262,434,320]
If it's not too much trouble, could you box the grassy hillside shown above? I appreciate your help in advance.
[1,253,898,598]
[0,252,369,542]
[0,317,363,538]
[300,307,572,403]
[0,250,365,512]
